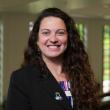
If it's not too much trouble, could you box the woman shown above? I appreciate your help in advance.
[6,8,100,110]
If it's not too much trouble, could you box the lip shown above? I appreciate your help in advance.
[47,45,61,47]
[46,45,61,50]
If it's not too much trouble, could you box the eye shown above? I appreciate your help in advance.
[57,31,65,36]
[42,31,50,36]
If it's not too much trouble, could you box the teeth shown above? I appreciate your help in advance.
[47,45,60,48]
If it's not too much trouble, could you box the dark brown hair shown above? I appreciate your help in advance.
[22,8,100,110]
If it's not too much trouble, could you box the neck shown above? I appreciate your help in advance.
[43,56,63,74]
[42,56,68,81]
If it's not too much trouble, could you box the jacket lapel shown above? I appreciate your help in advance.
[32,64,73,110]
[40,70,73,110]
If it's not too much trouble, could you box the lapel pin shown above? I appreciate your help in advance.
[54,92,63,100]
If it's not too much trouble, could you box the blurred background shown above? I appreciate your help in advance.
[0,0,110,109]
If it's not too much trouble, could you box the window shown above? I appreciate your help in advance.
[29,21,34,32]
[76,23,87,48]
[0,21,3,104]
[103,25,110,93]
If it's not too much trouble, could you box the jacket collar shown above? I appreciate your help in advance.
[42,73,73,110]
[32,64,73,110]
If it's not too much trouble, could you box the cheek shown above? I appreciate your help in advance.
[37,37,48,46]
[60,36,68,45]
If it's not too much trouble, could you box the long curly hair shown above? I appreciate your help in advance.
[22,8,100,110]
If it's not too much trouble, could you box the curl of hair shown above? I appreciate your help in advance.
[22,8,100,110]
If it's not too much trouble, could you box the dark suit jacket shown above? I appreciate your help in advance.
[6,64,73,110]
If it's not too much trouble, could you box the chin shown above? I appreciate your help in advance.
[42,50,66,59]
[45,53,64,59]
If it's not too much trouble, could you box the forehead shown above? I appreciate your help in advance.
[39,16,66,29]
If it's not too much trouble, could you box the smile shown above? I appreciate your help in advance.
[47,45,61,49]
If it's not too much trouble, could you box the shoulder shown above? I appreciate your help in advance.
[10,64,41,84]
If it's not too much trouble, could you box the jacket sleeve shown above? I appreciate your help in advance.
[6,71,32,110]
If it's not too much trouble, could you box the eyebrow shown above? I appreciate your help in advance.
[40,29,67,32]
[40,29,50,32]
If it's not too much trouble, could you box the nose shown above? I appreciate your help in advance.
[49,33,58,43]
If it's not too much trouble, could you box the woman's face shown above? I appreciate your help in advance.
[37,16,68,59]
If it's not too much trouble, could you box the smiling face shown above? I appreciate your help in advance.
[37,16,68,60]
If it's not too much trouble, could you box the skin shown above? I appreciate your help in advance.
[37,16,68,81]
[37,16,68,59]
